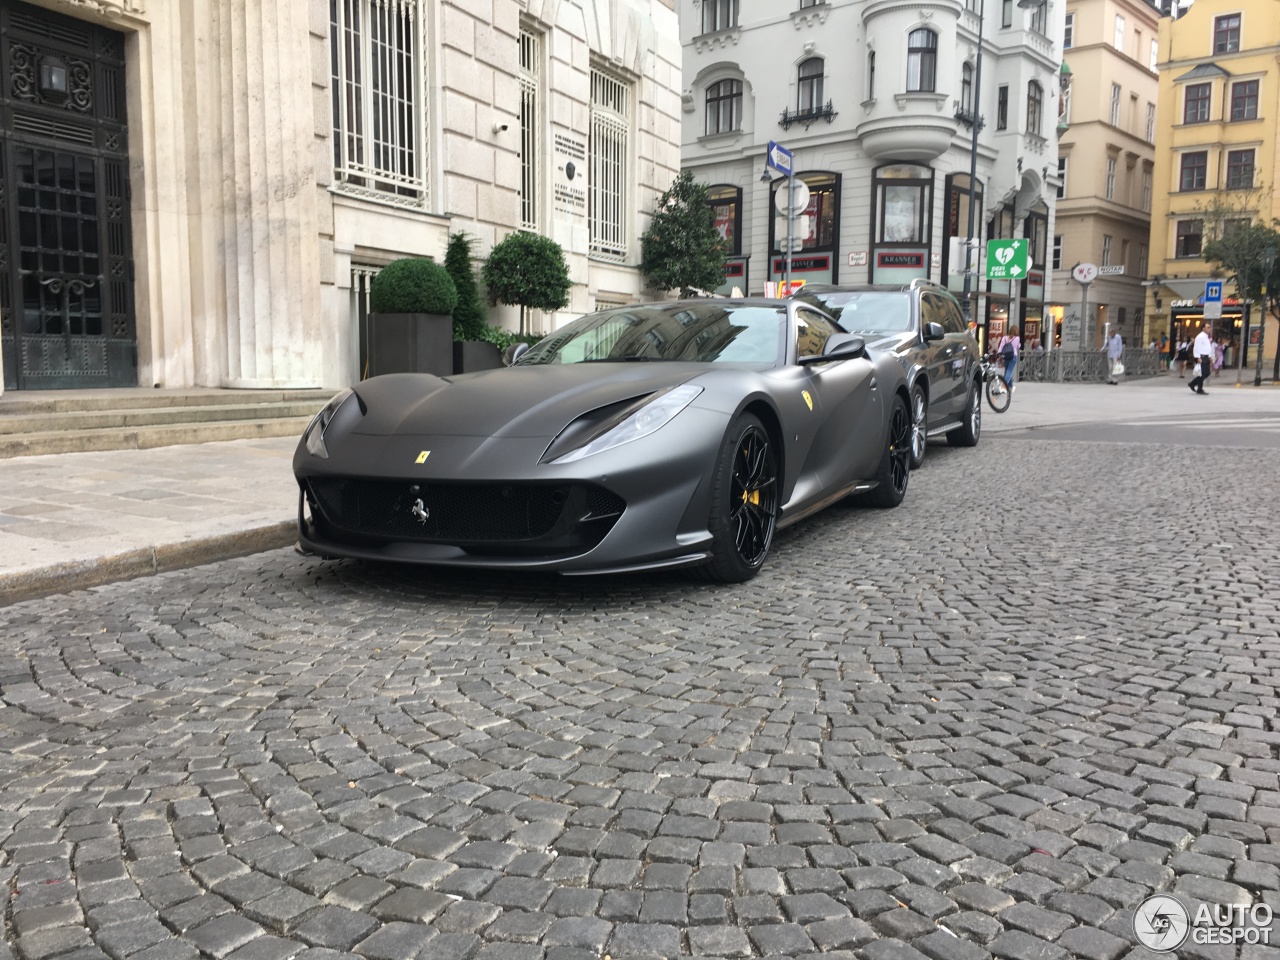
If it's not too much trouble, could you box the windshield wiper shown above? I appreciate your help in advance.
[581,356,661,362]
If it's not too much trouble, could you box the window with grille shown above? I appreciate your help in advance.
[1179,152,1207,191]
[330,0,427,207]
[1027,81,1043,135]
[1183,83,1210,123]
[589,68,630,263]
[1230,80,1258,121]
[1213,14,1240,53]
[797,58,825,112]
[1175,220,1203,258]
[1226,149,1254,189]
[906,29,937,92]
[519,28,541,231]
[705,79,743,135]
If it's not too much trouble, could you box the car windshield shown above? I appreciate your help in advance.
[515,303,787,365]
[794,291,912,333]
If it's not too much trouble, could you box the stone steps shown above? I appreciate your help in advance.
[0,388,334,458]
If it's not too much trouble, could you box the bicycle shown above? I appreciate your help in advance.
[980,354,1012,412]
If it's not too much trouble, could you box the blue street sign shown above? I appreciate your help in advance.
[766,141,793,177]
[1204,281,1223,303]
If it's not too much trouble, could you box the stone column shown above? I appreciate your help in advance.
[213,0,322,388]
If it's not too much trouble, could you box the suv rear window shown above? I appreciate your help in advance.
[793,291,912,334]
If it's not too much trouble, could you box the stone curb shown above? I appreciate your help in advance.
[0,521,296,607]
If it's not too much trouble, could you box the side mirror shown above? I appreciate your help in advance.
[923,322,945,342]
[502,342,530,366]
[799,334,866,365]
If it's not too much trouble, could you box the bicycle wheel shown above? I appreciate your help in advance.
[985,375,1011,412]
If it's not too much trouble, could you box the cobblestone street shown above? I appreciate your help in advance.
[2,434,1279,960]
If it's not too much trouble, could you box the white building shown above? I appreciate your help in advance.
[0,0,681,395]
[681,0,1065,348]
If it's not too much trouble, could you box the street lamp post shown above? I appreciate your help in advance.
[960,0,986,330]
[1256,246,1276,387]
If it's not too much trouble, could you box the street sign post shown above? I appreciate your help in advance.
[985,239,1029,281]
[1203,280,1223,321]
[767,141,797,291]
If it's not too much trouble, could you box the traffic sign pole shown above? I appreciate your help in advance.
[786,172,794,294]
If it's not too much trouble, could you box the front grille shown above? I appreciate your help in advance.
[306,478,625,548]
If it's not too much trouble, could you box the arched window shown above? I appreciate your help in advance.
[704,79,743,135]
[906,29,937,92]
[961,62,974,113]
[798,58,824,113]
[1027,81,1043,135]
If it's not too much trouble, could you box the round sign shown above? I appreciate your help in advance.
[1133,895,1190,953]
[1072,262,1099,285]
[773,180,811,216]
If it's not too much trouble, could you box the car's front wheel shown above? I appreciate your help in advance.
[862,393,912,509]
[698,413,779,583]
[909,382,928,469]
[947,379,982,447]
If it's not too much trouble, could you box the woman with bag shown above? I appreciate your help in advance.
[996,325,1020,390]
[1105,329,1124,384]
[1176,338,1190,377]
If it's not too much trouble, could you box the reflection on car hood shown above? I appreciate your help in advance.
[352,364,708,438]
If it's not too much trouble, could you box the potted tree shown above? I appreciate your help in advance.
[481,231,572,337]
[444,232,501,374]
[367,257,458,378]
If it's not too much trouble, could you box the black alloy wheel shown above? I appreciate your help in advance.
[698,413,779,582]
[864,393,912,508]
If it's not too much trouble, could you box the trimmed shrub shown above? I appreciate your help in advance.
[482,231,571,332]
[444,232,488,341]
[370,257,458,316]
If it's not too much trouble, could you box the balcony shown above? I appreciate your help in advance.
[780,100,838,130]
[857,92,954,161]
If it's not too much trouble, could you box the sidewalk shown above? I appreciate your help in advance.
[2,370,1279,606]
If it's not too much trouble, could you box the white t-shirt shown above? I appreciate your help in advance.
[1192,330,1213,359]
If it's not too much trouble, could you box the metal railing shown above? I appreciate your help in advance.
[1012,348,1166,382]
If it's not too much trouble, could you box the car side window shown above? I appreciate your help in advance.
[941,298,966,335]
[795,308,841,359]
[919,294,941,334]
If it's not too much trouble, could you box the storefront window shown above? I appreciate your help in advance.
[706,184,742,256]
[874,164,932,244]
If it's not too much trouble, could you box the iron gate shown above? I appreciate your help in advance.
[0,0,135,390]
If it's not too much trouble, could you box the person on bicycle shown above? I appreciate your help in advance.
[996,325,1020,390]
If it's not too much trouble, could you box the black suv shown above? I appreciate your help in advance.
[789,280,982,466]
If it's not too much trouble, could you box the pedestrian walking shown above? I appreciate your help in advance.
[1105,328,1124,384]
[997,325,1020,390]
[1175,337,1190,377]
[1188,322,1213,395]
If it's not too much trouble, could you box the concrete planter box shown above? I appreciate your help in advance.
[366,313,452,378]
[453,340,502,374]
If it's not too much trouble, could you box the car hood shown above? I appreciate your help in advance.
[351,364,710,439]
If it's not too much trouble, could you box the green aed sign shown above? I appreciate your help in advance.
[985,238,1029,280]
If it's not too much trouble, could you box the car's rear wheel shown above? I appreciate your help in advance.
[863,393,912,509]
[909,382,928,469]
[947,379,982,447]
[698,413,778,583]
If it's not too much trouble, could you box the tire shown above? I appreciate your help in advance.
[947,379,982,447]
[863,393,912,509]
[985,374,1011,413]
[697,413,779,583]
[908,382,928,469]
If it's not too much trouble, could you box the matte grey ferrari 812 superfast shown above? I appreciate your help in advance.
[294,298,912,582]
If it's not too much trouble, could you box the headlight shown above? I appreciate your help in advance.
[303,388,355,459]
[551,384,702,464]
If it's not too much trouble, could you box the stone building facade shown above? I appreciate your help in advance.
[0,0,681,395]
[681,0,1065,350]
[1048,0,1159,350]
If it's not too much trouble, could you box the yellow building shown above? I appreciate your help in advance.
[1146,0,1280,369]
